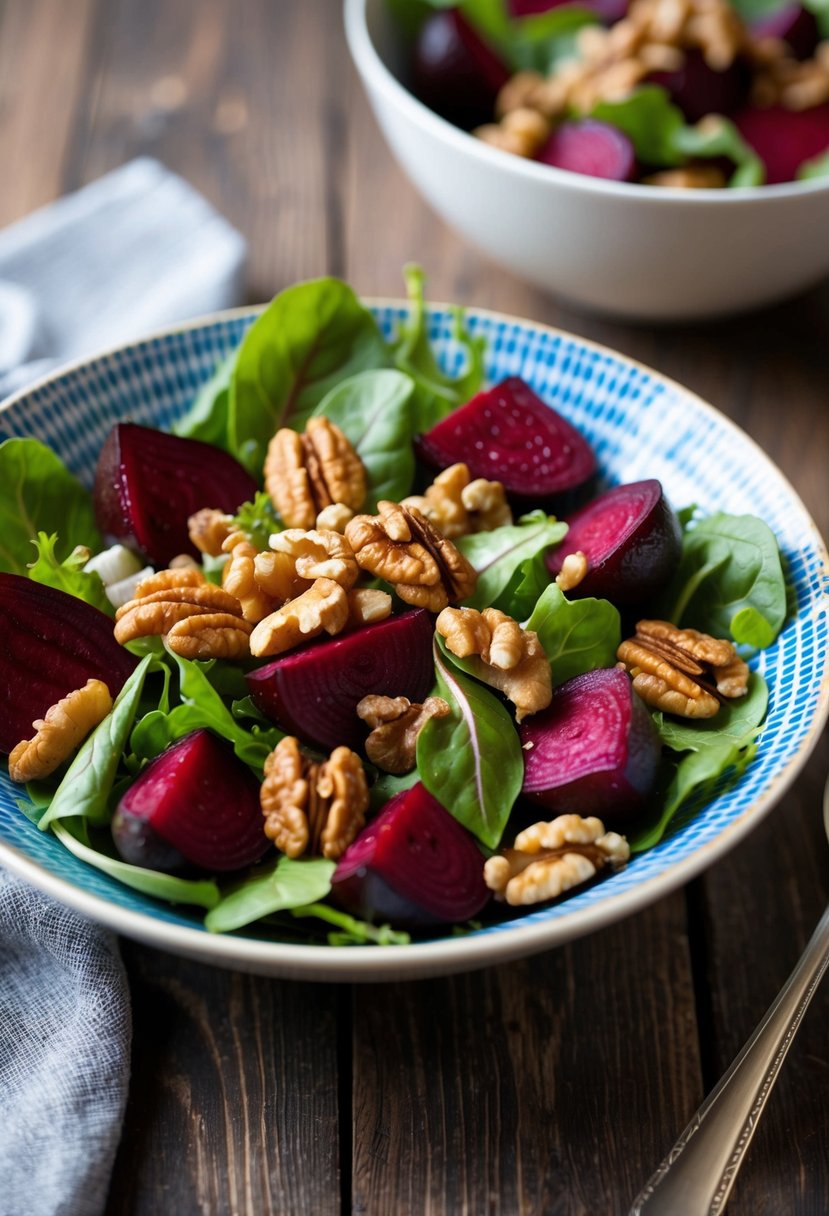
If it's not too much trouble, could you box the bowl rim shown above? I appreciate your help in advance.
[1,300,827,981]
[344,0,829,205]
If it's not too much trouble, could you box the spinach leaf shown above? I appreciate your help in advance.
[313,369,417,509]
[506,5,598,72]
[663,513,786,647]
[231,491,282,550]
[798,146,829,180]
[653,670,769,753]
[228,277,390,476]
[491,551,552,622]
[391,264,486,431]
[174,351,236,448]
[457,510,567,610]
[591,87,686,167]
[369,768,420,814]
[0,438,101,576]
[672,117,764,187]
[39,655,153,830]
[205,855,336,932]
[417,638,523,849]
[27,532,113,615]
[526,584,620,685]
[52,820,220,909]
[289,902,411,946]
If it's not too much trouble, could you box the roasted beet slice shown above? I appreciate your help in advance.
[649,49,749,124]
[510,0,629,19]
[331,783,489,926]
[546,479,681,607]
[0,574,137,754]
[411,9,509,130]
[521,668,659,822]
[246,610,435,752]
[416,377,597,507]
[733,104,829,183]
[751,4,819,60]
[94,423,257,567]
[112,729,267,873]
[538,119,636,181]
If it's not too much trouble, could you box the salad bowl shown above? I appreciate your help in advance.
[0,301,827,982]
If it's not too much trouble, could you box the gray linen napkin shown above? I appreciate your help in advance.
[0,159,247,1216]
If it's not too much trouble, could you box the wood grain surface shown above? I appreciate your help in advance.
[2,1,827,1213]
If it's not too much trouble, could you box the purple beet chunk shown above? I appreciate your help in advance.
[0,574,138,754]
[411,9,509,129]
[416,377,597,507]
[546,479,681,607]
[649,49,750,124]
[734,104,829,183]
[246,610,435,752]
[509,0,628,20]
[537,119,635,181]
[331,783,490,926]
[112,729,267,873]
[520,668,659,823]
[751,4,819,60]
[94,423,257,567]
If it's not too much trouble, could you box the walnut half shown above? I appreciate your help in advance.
[260,736,368,860]
[8,680,113,783]
[436,606,552,723]
[356,695,450,774]
[484,815,630,906]
[264,416,366,530]
[617,618,749,718]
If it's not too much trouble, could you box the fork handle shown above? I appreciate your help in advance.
[630,901,829,1216]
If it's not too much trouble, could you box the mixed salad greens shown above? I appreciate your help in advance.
[0,268,786,945]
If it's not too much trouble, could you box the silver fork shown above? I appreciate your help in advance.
[630,776,829,1215]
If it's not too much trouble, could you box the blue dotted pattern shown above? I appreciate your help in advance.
[1,307,827,944]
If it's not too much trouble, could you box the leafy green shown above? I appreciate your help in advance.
[653,669,769,752]
[417,638,523,849]
[175,351,236,448]
[391,264,486,431]
[369,768,420,814]
[672,117,764,188]
[457,510,568,610]
[205,855,336,933]
[797,146,829,181]
[26,533,112,615]
[39,655,153,830]
[231,491,282,550]
[228,277,391,476]
[491,551,553,622]
[506,5,598,72]
[313,369,417,508]
[0,438,101,576]
[663,513,786,647]
[52,819,220,908]
[289,903,411,946]
[526,584,620,685]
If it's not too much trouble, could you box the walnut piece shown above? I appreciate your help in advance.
[555,550,589,592]
[345,501,477,613]
[316,502,354,533]
[165,612,253,660]
[356,695,451,774]
[114,566,249,659]
[484,815,630,906]
[346,588,393,627]
[188,508,235,556]
[264,416,366,530]
[402,463,511,540]
[8,680,113,783]
[249,577,349,657]
[436,606,552,723]
[260,736,368,860]
[617,618,748,718]
[270,528,359,589]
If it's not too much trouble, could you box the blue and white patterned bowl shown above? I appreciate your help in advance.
[1,304,827,981]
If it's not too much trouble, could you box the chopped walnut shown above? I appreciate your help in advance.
[260,736,368,860]
[165,612,253,660]
[402,463,511,540]
[644,165,729,189]
[436,606,552,723]
[8,680,113,783]
[555,550,589,592]
[114,567,249,658]
[188,508,235,556]
[346,588,393,627]
[249,577,349,657]
[617,619,749,718]
[264,416,366,530]
[484,815,629,906]
[270,529,359,589]
[345,501,477,613]
[316,502,354,533]
[222,534,289,623]
[356,695,451,774]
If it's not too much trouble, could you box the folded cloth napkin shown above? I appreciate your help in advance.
[0,159,247,1216]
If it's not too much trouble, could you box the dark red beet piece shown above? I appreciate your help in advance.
[509,0,628,21]
[649,49,750,124]
[246,610,435,752]
[546,479,681,607]
[412,9,509,130]
[537,119,635,181]
[751,4,819,60]
[733,104,829,183]
[521,668,659,823]
[94,423,257,566]
[112,729,267,873]
[0,574,137,754]
[416,377,597,507]
[331,783,489,926]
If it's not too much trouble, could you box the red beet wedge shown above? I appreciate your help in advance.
[0,574,138,755]
[546,479,681,607]
[538,119,636,181]
[521,668,659,823]
[112,729,267,873]
[331,783,489,926]
[416,377,597,507]
[94,423,257,567]
[751,4,819,60]
[733,104,829,183]
[246,610,435,752]
[649,49,750,124]
[412,9,509,130]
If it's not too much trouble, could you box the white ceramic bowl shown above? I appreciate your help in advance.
[345,0,829,321]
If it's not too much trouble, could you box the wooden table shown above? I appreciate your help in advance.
[4,1,828,1212]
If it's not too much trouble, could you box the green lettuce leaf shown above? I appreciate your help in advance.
[205,855,336,932]
[26,532,112,615]
[289,903,411,946]
[525,583,620,684]
[672,116,764,187]
[457,510,568,610]
[797,146,829,181]
[231,491,282,550]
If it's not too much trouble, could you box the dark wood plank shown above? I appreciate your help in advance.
[106,943,341,1216]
